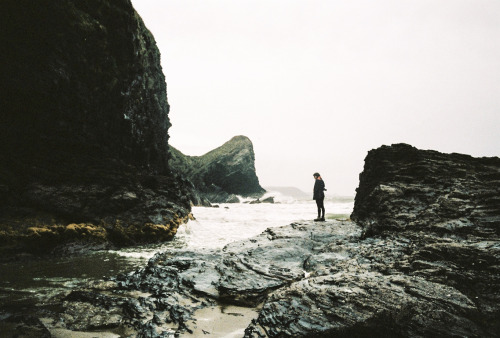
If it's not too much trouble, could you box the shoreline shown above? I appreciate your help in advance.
[1,219,358,337]
[2,168,498,338]
[1,213,499,336]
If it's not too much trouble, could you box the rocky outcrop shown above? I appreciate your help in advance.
[121,144,498,337]
[5,144,498,337]
[37,215,498,336]
[247,145,499,337]
[170,136,266,204]
[351,143,500,238]
[248,196,275,204]
[34,221,362,336]
[0,0,192,254]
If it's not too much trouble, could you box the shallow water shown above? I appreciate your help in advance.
[115,197,353,258]
[0,196,353,318]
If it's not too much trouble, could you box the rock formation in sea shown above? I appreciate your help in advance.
[0,0,193,254]
[17,143,498,337]
[170,135,266,205]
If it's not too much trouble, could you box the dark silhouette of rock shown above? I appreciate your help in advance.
[351,143,500,238]
[170,136,266,204]
[6,141,499,334]
[0,0,192,254]
[261,196,275,203]
[27,144,499,337]
[248,196,274,204]
[244,145,499,337]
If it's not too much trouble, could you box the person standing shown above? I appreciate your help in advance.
[313,172,326,221]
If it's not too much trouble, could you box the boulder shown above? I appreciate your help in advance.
[262,196,275,203]
[248,197,274,204]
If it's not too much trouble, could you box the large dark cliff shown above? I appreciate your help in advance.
[170,135,266,204]
[0,0,192,253]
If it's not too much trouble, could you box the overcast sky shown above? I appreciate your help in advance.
[131,0,500,196]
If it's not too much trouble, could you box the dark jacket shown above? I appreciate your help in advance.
[313,179,325,200]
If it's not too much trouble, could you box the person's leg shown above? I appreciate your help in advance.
[319,198,325,220]
[315,199,321,220]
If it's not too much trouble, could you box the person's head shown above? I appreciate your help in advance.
[313,172,321,179]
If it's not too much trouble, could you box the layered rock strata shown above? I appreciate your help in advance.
[0,0,192,254]
[170,135,266,205]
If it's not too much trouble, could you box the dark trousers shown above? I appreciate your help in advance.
[315,198,325,218]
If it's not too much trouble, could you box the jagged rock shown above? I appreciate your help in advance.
[249,196,274,204]
[345,143,500,336]
[244,145,498,337]
[170,136,266,204]
[12,144,499,337]
[0,0,192,254]
[351,143,500,238]
[262,196,275,203]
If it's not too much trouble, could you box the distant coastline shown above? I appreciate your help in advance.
[265,186,354,202]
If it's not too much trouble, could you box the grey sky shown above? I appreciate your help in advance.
[131,0,500,196]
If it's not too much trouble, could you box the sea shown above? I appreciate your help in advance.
[0,191,354,329]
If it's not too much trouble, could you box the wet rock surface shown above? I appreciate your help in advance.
[19,220,358,336]
[351,143,500,238]
[0,314,51,338]
[2,142,498,336]
[0,0,192,254]
[7,217,499,336]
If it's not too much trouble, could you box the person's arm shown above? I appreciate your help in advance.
[313,180,319,198]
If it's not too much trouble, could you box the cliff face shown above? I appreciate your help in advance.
[0,0,192,253]
[1,0,170,173]
[170,136,266,204]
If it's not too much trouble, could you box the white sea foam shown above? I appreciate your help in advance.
[111,196,353,258]
[0,196,354,314]
[176,199,353,250]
